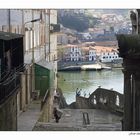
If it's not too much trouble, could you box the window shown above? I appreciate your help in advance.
[72,47,74,51]
[116,95,120,106]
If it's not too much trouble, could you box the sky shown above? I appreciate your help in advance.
[0,0,140,9]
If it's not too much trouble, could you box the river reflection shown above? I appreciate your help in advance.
[58,69,124,104]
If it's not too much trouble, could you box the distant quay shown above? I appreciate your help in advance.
[58,61,122,71]
[58,63,103,71]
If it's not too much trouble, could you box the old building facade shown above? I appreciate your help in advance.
[0,9,58,130]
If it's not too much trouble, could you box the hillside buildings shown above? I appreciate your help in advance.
[58,42,121,64]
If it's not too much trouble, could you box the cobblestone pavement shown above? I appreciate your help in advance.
[33,109,122,131]
[17,100,41,131]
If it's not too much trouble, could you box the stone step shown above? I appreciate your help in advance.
[34,123,121,131]
[33,109,122,131]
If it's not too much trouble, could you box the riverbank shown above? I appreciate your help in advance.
[58,61,122,71]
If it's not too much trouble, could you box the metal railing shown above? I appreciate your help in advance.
[40,89,49,110]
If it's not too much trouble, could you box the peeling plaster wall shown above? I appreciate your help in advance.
[0,90,18,131]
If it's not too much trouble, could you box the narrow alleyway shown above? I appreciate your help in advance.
[17,100,41,131]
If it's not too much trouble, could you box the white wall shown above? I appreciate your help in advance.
[89,50,96,61]
[70,46,81,61]
[100,51,119,62]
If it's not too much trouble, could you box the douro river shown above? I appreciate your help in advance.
[58,69,123,104]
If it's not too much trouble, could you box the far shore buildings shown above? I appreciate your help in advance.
[58,42,121,63]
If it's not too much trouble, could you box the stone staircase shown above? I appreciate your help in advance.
[33,109,122,131]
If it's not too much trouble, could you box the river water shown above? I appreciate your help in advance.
[58,69,124,104]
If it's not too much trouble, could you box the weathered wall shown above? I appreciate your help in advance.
[26,65,32,104]
[20,72,26,111]
[89,88,124,113]
[0,90,17,131]
[69,88,124,115]
[57,88,68,109]
[69,96,89,109]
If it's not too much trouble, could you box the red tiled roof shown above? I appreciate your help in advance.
[94,46,118,53]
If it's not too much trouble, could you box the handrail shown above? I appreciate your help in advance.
[40,89,49,110]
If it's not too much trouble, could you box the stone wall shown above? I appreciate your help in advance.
[69,96,89,109]
[0,90,18,131]
[69,88,124,115]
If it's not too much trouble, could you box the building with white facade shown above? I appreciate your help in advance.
[60,44,97,62]
[89,47,97,61]
[58,40,121,65]
[64,44,81,61]
[94,46,121,63]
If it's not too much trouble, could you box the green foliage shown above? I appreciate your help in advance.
[58,12,99,32]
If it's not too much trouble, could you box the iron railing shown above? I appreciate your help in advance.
[41,89,49,110]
